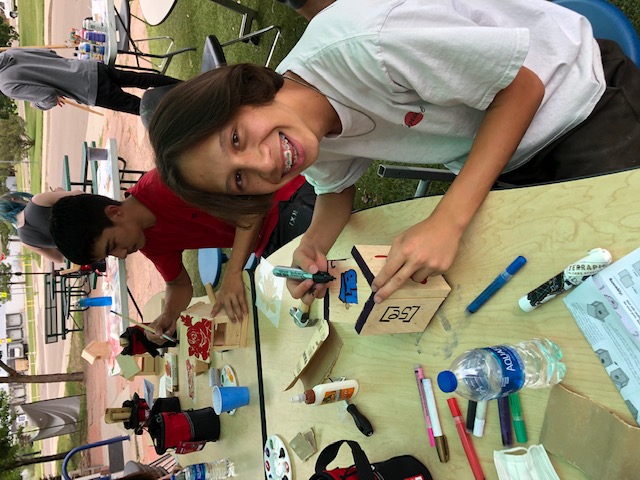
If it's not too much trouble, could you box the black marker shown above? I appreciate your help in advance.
[273,266,335,284]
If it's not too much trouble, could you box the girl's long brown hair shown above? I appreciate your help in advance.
[149,64,285,227]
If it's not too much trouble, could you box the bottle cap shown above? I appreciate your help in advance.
[290,393,306,403]
[436,370,458,393]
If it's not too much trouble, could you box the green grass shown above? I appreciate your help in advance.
[147,0,309,80]
[16,0,45,192]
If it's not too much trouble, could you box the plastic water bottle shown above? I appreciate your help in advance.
[172,460,235,480]
[437,339,566,401]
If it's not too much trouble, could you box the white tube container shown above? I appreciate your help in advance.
[290,379,359,405]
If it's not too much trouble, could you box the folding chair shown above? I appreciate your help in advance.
[114,0,196,73]
[554,0,640,66]
[139,25,281,128]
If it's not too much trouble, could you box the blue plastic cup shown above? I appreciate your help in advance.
[212,386,250,414]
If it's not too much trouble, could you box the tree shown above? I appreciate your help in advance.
[0,358,84,384]
[0,116,34,162]
[0,262,12,303]
[0,21,19,122]
[0,22,19,47]
[0,95,17,119]
[0,389,21,480]
[0,223,12,254]
[2,452,70,471]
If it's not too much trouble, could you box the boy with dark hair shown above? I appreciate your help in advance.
[49,169,315,341]
[50,195,120,263]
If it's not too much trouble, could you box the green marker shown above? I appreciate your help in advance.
[509,393,528,443]
[273,266,335,284]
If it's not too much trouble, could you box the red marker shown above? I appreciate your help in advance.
[447,397,484,480]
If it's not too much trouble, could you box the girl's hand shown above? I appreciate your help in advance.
[287,241,329,304]
[371,214,461,303]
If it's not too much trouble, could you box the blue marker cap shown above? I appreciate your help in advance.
[506,256,527,276]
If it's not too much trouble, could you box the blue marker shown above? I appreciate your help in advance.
[466,256,527,314]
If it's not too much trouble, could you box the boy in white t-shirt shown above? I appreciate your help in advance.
[147,0,640,321]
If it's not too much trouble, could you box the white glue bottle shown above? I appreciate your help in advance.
[290,379,359,405]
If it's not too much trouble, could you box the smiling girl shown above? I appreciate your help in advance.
[149,0,640,304]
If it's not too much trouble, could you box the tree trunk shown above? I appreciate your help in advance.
[0,372,84,384]
[0,359,84,383]
[5,451,70,469]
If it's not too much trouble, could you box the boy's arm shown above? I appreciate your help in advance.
[210,217,263,322]
[31,189,84,207]
[288,186,355,302]
[372,66,544,302]
[146,267,193,343]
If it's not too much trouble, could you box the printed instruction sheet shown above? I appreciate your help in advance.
[564,247,640,425]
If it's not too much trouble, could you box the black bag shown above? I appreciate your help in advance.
[310,439,433,480]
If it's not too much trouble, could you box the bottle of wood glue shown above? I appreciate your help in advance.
[290,379,359,405]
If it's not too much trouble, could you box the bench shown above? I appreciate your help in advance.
[44,273,89,343]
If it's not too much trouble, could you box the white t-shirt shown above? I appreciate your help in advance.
[276,0,605,194]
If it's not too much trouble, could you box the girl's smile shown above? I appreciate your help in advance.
[180,101,320,195]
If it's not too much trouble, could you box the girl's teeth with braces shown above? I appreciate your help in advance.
[280,132,297,174]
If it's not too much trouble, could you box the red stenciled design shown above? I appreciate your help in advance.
[404,111,424,127]
[182,315,212,361]
[186,359,195,400]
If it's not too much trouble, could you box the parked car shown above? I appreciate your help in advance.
[0,0,17,18]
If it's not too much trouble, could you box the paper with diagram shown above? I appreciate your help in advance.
[564,247,640,425]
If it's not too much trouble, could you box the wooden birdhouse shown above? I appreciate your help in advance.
[179,299,248,361]
[81,340,111,365]
[323,245,451,335]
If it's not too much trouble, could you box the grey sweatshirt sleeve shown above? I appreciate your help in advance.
[10,83,59,110]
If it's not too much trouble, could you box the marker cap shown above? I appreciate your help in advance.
[447,397,462,417]
[437,371,458,393]
[290,393,306,403]
[518,296,536,312]
[435,435,450,463]
[506,255,527,275]
[472,418,485,437]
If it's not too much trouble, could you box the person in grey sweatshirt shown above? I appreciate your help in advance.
[0,48,180,115]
